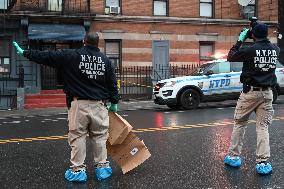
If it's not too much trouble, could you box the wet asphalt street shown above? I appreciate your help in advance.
[1,102,284,189]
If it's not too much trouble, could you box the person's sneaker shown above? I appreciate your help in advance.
[256,162,272,175]
[95,162,112,181]
[64,169,87,182]
[224,155,242,167]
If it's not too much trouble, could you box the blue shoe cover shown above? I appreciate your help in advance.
[95,167,112,181]
[224,155,242,167]
[256,162,272,175]
[64,169,87,182]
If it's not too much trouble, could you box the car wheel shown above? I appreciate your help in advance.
[167,104,181,110]
[272,88,278,103]
[180,89,200,109]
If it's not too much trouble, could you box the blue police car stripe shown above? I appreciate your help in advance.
[176,73,240,83]
[202,87,242,92]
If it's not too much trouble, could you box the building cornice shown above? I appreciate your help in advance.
[94,15,278,27]
[1,13,278,27]
[1,11,95,20]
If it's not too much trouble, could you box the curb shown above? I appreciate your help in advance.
[0,100,238,119]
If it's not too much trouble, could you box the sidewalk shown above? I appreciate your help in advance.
[0,99,237,118]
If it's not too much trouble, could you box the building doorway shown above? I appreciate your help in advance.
[152,40,170,82]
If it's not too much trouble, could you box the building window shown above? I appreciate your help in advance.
[200,0,213,18]
[105,40,121,71]
[242,0,256,19]
[48,0,62,11]
[153,0,168,16]
[0,1,8,10]
[106,0,120,7]
[105,0,120,14]
[200,42,214,61]
[0,39,11,74]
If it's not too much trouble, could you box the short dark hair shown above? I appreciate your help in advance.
[85,32,99,47]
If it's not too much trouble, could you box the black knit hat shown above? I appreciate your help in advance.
[252,23,268,38]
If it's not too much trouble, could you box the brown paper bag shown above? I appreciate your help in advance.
[107,131,151,174]
[108,112,133,145]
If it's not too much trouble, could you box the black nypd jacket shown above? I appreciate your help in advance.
[227,39,280,87]
[23,46,119,104]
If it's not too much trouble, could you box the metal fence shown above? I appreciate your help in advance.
[0,66,24,109]
[116,63,201,100]
[0,75,19,109]
[13,0,90,15]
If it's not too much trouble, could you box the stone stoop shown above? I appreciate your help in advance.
[24,90,66,109]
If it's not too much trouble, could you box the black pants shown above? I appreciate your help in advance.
[66,95,73,109]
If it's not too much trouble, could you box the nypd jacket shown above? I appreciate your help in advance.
[227,39,280,87]
[23,46,119,104]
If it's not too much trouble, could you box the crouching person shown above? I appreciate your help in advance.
[13,32,119,182]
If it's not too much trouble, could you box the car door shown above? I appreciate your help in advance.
[275,61,284,90]
[207,61,232,95]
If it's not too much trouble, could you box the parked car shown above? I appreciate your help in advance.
[153,59,284,109]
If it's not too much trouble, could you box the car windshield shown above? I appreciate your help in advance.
[189,60,284,76]
[190,63,215,76]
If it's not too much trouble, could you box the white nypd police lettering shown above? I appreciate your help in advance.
[153,59,284,109]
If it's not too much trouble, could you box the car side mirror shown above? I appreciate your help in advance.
[205,70,214,76]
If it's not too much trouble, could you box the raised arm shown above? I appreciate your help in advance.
[13,41,67,68]
[227,29,251,62]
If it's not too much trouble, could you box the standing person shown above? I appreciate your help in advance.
[13,32,119,182]
[224,23,280,175]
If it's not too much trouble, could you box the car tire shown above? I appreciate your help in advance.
[167,104,181,110]
[180,89,200,109]
[272,88,278,103]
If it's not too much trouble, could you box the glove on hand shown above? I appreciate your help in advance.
[109,104,118,112]
[238,29,249,42]
[13,41,24,55]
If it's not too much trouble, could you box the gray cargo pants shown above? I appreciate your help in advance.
[67,99,109,171]
[228,88,274,163]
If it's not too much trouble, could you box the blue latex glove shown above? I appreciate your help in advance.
[13,41,24,55]
[109,104,118,112]
[238,29,249,42]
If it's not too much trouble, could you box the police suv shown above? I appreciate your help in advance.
[153,59,284,109]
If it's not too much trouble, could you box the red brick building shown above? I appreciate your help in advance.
[90,0,278,69]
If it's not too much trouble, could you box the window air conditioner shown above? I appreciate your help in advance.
[109,6,120,14]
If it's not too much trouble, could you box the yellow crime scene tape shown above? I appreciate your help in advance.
[1,116,284,145]
[117,80,153,89]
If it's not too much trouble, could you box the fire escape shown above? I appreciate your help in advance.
[1,0,17,35]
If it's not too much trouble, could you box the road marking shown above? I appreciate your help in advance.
[0,135,68,144]
[11,121,21,124]
[1,117,284,145]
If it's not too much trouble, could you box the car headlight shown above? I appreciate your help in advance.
[163,81,176,87]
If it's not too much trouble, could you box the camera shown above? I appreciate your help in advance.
[247,17,258,39]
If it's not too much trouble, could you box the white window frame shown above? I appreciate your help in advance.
[242,0,256,19]
[105,0,120,7]
[200,0,213,18]
[0,0,8,10]
[48,0,62,11]
[153,0,168,16]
